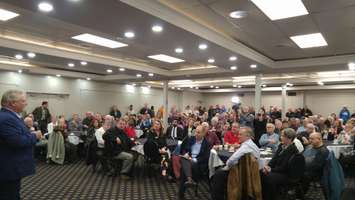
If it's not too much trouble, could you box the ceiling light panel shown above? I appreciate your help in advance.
[250,0,309,20]
[290,33,328,48]
[38,2,54,12]
[148,54,185,63]
[152,25,163,32]
[72,33,127,48]
[0,8,19,21]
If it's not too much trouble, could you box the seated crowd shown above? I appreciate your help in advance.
[24,102,355,200]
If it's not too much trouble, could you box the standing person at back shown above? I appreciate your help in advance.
[32,101,51,134]
[0,90,42,200]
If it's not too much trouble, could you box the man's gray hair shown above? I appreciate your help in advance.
[282,128,296,140]
[1,89,25,107]
[240,126,254,137]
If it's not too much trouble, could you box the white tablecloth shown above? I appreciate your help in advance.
[135,129,144,138]
[131,144,145,155]
[208,149,272,177]
[326,145,353,159]
[208,149,225,178]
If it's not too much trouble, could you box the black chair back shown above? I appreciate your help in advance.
[288,153,305,180]
[143,140,160,163]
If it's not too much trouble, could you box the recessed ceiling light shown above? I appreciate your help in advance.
[172,87,175,89]
[136,74,142,77]
[148,73,154,77]
[290,33,328,48]
[233,84,237,87]
[195,87,199,89]
[56,74,61,77]
[208,58,215,63]
[250,0,309,20]
[15,54,23,60]
[148,54,185,63]
[119,68,125,71]
[27,52,36,58]
[72,33,127,48]
[0,8,19,21]
[229,56,237,61]
[80,61,87,66]
[230,66,237,70]
[86,77,91,81]
[152,25,163,33]
[250,64,257,68]
[38,2,54,12]
[68,63,75,67]
[177,87,181,90]
[106,69,113,73]
[229,10,247,19]
[317,81,324,86]
[18,69,22,73]
[238,85,242,88]
[124,31,135,38]
[175,48,183,53]
[210,85,214,88]
[262,84,267,87]
[198,43,208,50]
[348,63,355,71]
[215,86,220,89]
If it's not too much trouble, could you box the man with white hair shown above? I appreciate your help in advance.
[0,90,42,199]
[202,121,220,146]
[259,123,279,152]
[211,127,260,200]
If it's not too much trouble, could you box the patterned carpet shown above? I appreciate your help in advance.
[21,161,211,200]
[21,161,355,200]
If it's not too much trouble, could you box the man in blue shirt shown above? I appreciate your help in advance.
[178,125,211,200]
[259,123,280,152]
[0,90,42,200]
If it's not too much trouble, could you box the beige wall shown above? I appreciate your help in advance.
[202,90,355,116]
[203,92,304,111]
[0,72,183,118]
[1,71,355,118]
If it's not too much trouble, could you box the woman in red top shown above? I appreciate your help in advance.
[124,119,136,139]
[223,122,240,145]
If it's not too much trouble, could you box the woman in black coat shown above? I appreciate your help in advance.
[261,128,299,200]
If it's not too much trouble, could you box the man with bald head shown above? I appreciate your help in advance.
[297,123,316,147]
[302,132,329,193]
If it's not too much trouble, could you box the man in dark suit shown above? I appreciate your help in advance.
[178,125,211,199]
[32,101,51,134]
[103,119,135,179]
[0,90,42,200]
[166,119,185,140]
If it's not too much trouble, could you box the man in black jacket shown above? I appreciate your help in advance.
[178,125,211,199]
[32,101,51,134]
[261,128,299,200]
[166,119,185,140]
[103,119,135,179]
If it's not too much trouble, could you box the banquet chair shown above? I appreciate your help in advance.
[279,153,305,200]
[227,153,262,200]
